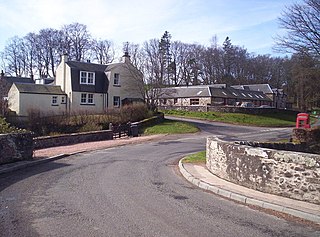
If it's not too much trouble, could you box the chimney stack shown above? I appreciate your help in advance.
[61,53,68,63]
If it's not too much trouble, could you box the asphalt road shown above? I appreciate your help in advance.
[0,120,319,236]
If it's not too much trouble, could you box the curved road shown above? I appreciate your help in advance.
[0,119,319,236]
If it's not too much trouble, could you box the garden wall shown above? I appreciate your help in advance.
[34,130,113,149]
[206,137,320,204]
[0,132,33,165]
[34,113,165,149]
[159,105,298,116]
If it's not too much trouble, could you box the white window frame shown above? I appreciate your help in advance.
[80,71,95,85]
[113,73,120,85]
[113,96,120,107]
[80,93,94,105]
[87,94,94,104]
[61,96,66,104]
[81,93,87,104]
[52,96,58,105]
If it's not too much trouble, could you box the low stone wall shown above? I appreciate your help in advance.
[33,113,164,150]
[159,105,298,115]
[133,113,165,129]
[0,132,33,165]
[206,137,320,204]
[34,130,113,149]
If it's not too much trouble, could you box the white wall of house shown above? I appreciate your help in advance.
[7,84,19,114]
[55,54,144,113]
[55,54,72,95]
[8,85,67,116]
[160,97,211,106]
[106,62,144,108]
[70,92,106,114]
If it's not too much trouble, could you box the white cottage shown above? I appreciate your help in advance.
[7,53,144,117]
[8,83,67,117]
[55,53,144,114]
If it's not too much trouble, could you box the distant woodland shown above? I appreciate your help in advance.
[1,0,319,110]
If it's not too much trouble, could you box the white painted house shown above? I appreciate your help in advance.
[8,83,67,117]
[7,53,144,117]
[55,53,144,114]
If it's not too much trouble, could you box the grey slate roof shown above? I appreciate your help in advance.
[160,86,211,98]
[4,76,34,85]
[66,61,108,72]
[231,84,274,94]
[14,83,65,95]
[160,85,272,101]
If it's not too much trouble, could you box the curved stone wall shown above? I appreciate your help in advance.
[206,137,320,204]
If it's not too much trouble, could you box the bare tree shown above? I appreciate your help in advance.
[122,42,144,70]
[4,36,26,76]
[91,39,115,64]
[275,0,320,59]
[23,33,38,77]
[291,53,320,110]
[37,28,63,77]
[61,23,92,61]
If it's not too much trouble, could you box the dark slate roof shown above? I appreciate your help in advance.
[159,85,272,101]
[66,61,109,93]
[160,86,211,98]
[231,84,273,94]
[226,87,271,101]
[4,76,34,85]
[66,61,108,72]
[14,83,65,95]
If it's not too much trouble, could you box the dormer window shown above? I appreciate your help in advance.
[114,73,120,86]
[80,71,95,85]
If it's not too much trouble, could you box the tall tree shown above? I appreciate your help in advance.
[91,39,114,64]
[222,36,235,85]
[291,53,320,110]
[159,31,172,85]
[275,0,320,59]
[61,23,92,61]
[4,36,26,76]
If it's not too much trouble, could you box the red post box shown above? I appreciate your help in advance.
[296,113,310,128]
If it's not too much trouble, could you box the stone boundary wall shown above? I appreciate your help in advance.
[0,132,33,165]
[159,105,298,115]
[34,113,165,150]
[237,141,307,153]
[206,137,320,204]
[34,130,113,149]
[133,113,165,129]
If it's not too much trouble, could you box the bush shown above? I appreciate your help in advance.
[0,117,24,134]
[25,103,153,136]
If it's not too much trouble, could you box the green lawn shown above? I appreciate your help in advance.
[164,110,296,127]
[143,119,199,135]
[182,151,206,163]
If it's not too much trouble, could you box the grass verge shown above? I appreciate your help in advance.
[143,119,199,135]
[182,151,206,163]
[163,110,296,127]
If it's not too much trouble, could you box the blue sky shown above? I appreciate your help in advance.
[0,0,302,56]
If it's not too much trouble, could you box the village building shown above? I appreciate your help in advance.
[5,53,144,117]
[157,85,273,107]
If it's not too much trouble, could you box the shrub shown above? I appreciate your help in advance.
[0,117,24,134]
[25,103,153,136]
